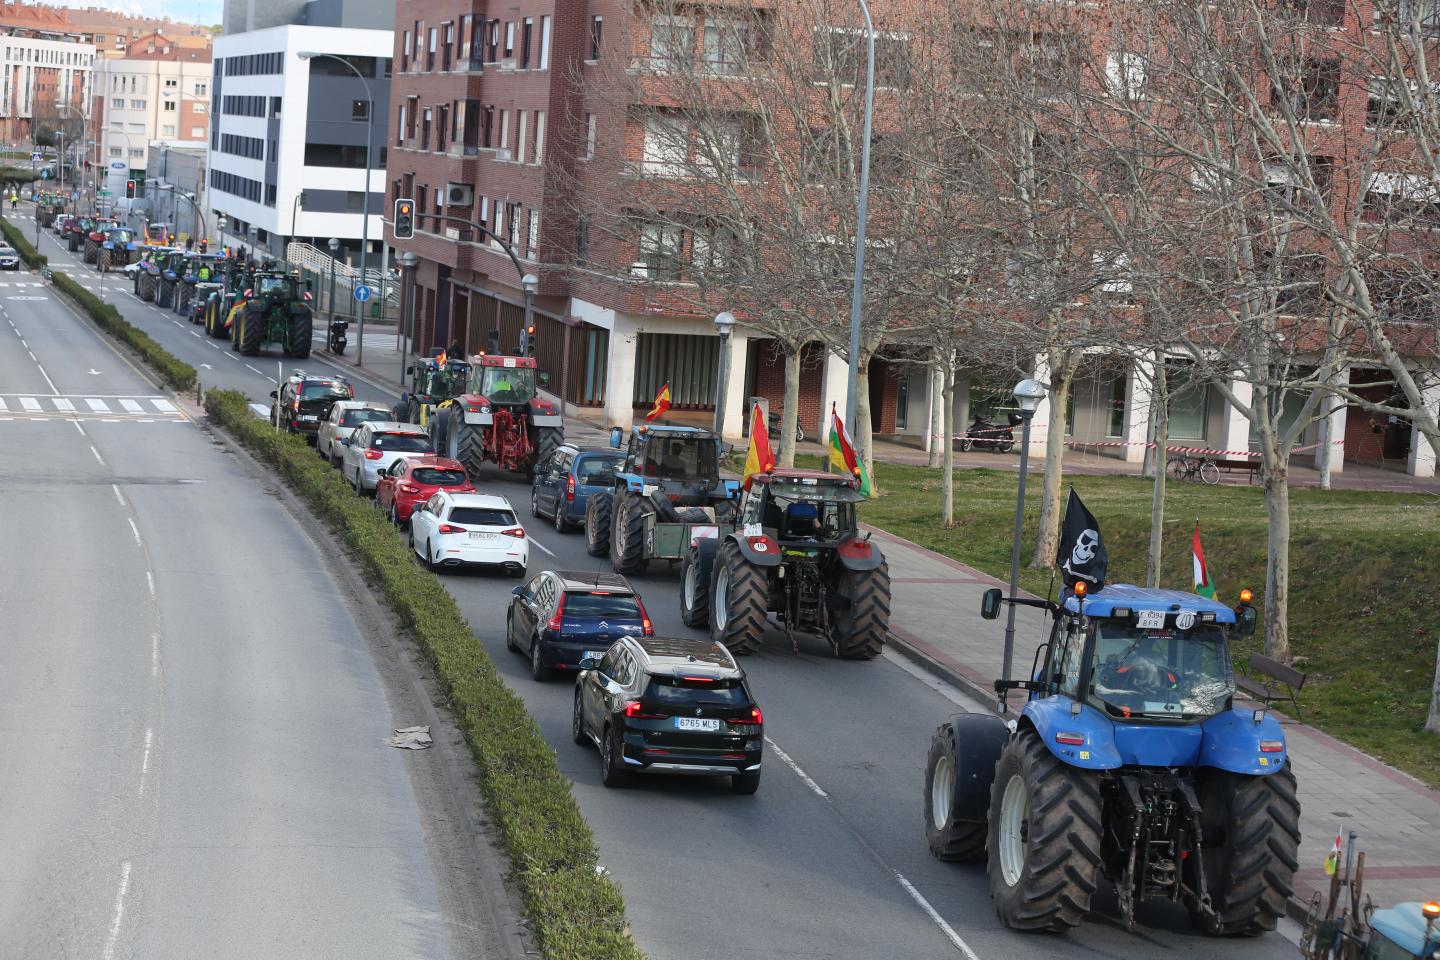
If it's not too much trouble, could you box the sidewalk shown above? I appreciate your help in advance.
[869,524,1440,915]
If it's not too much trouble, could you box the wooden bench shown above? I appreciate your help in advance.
[1236,653,1307,718]
[1214,458,1263,484]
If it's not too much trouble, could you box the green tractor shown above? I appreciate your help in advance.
[227,271,314,358]
[396,354,472,426]
[204,264,247,339]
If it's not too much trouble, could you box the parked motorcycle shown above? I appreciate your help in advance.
[327,317,349,355]
[960,413,1020,453]
[767,410,805,444]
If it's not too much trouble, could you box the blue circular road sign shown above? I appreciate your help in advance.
[354,284,372,303]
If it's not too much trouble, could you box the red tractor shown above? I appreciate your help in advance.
[430,354,564,480]
[82,218,120,265]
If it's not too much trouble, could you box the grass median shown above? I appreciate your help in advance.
[843,457,1440,786]
[205,389,642,960]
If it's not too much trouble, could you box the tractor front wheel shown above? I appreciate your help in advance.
[925,721,994,863]
[827,561,890,660]
[1191,768,1301,936]
[450,414,485,479]
[239,308,264,356]
[585,492,612,558]
[535,427,561,469]
[987,728,1103,932]
[709,541,767,655]
[611,493,649,575]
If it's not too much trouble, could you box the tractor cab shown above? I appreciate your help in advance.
[739,471,865,548]
[612,424,728,506]
[466,355,539,407]
[414,357,472,402]
[252,271,299,300]
[87,219,119,242]
[1365,902,1440,960]
[145,222,171,245]
[182,253,225,283]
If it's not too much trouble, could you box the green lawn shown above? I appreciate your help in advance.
[773,455,1440,786]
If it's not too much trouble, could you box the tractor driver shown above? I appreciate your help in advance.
[782,501,822,540]
[1102,634,1179,700]
[488,368,519,403]
[660,440,689,477]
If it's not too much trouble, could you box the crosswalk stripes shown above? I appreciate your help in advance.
[0,282,45,288]
[85,398,110,412]
[19,397,40,411]
[0,394,186,422]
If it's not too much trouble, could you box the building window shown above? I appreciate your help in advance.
[1107,377,1126,437]
[499,109,510,152]
[516,110,528,163]
[112,97,124,109]
[576,217,589,266]
[643,113,689,176]
[131,98,146,110]
[1274,58,1340,122]
[590,16,603,61]
[521,17,533,69]
[651,15,695,71]
[129,147,143,158]
[584,113,596,160]
[353,99,369,121]
[482,105,493,148]
[504,21,515,59]
[422,107,432,150]
[402,29,411,70]
[427,27,437,70]
[540,15,552,69]
[636,220,684,280]
[195,82,207,96]
[533,110,546,164]
[527,209,541,258]
[1167,368,1208,441]
[397,104,406,145]
[1367,75,1406,127]
[109,145,122,157]
[703,16,748,75]
[813,27,910,89]
[190,126,205,138]
[163,100,176,111]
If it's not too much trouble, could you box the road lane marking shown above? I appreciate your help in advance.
[127,518,141,546]
[18,397,40,412]
[146,570,155,597]
[895,873,981,960]
[86,398,111,412]
[118,399,143,413]
[101,860,133,960]
[35,364,57,394]
[72,420,86,436]
[151,631,160,677]
[763,737,828,798]
[90,445,105,465]
[138,728,153,797]
[530,536,557,558]
[150,398,177,413]
[52,397,74,411]
[112,483,125,505]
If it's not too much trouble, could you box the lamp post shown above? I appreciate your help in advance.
[1000,377,1047,696]
[327,237,341,329]
[53,101,85,218]
[298,51,376,366]
[521,272,538,354]
[713,311,736,436]
[843,0,877,444]
[398,250,418,386]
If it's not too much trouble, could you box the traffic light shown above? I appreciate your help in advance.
[519,322,536,356]
[125,179,136,199]
[394,197,414,239]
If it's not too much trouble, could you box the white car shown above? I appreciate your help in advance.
[121,260,144,278]
[317,400,394,466]
[0,245,18,270]
[409,492,527,577]
[340,421,433,493]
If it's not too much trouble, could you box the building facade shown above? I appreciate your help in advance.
[0,32,93,146]
[208,0,392,266]
[142,143,211,243]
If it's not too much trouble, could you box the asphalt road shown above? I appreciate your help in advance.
[21,219,1300,959]
[0,271,514,957]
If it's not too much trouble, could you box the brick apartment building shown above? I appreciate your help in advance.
[0,30,93,147]
[383,0,1438,476]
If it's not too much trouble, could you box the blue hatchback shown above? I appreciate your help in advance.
[507,570,653,681]
[530,444,623,533]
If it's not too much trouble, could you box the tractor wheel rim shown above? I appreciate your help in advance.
[684,562,697,610]
[714,568,730,630]
[931,755,953,832]
[998,773,1029,887]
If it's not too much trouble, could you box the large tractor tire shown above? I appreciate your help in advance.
[827,561,890,660]
[174,284,192,315]
[584,492,612,557]
[987,727,1103,932]
[429,404,452,454]
[1191,768,1301,936]
[285,306,312,358]
[679,540,718,628]
[206,301,226,338]
[535,427,561,468]
[709,540,767,655]
[157,279,175,309]
[136,272,153,301]
[97,248,109,273]
[83,239,98,264]
[238,307,264,356]
[925,714,1008,863]
[450,415,485,478]
[610,492,650,575]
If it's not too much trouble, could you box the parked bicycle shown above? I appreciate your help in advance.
[1167,454,1220,484]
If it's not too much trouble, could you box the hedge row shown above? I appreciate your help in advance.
[0,213,47,268]
[204,387,643,960]
[51,271,197,392]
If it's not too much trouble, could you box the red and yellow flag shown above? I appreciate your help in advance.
[646,382,671,421]
[743,403,776,488]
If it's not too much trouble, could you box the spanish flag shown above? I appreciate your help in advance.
[646,381,671,421]
[743,402,775,488]
[435,350,448,367]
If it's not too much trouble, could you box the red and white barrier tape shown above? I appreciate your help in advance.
[1064,438,1344,458]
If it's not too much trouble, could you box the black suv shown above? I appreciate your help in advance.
[507,570,652,681]
[573,636,763,793]
[271,372,353,441]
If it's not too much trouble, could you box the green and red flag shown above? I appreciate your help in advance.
[828,403,871,496]
[1192,522,1216,600]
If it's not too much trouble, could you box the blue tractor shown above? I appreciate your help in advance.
[924,584,1300,935]
[583,424,740,576]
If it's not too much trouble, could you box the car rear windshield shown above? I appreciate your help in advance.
[412,468,467,486]
[576,457,620,485]
[372,433,431,452]
[644,676,750,708]
[341,408,388,427]
[563,593,640,619]
[448,507,516,526]
[301,382,349,400]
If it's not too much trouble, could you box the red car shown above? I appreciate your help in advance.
[375,455,475,526]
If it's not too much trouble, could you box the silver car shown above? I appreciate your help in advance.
[317,400,393,466]
[341,421,434,494]
[0,245,19,270]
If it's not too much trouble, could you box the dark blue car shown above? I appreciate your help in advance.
[529,444,623,533]
[506,570,652,681]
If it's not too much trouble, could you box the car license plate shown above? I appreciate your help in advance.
[676,717,720,732]
[583,650,604,662]
[299,415,318,422]
[1136,609,1166,629]
[469,531,495,540]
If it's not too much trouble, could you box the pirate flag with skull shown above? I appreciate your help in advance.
[1057,488,1108,591]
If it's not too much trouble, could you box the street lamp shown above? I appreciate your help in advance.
[1000,376,1047,697]
[298,51,376,366]
[521,272,538,354]
[327,236,341,329]
[53,101,85,218]
[398,249,418,385]
[713,310,736,436]
[843,0,877,446]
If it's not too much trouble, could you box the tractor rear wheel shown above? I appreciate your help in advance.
[535,427,561,468]
[827,561,890,659]
[451,415,485,479]
[286,306,312,358]
[157,280,174,308]
[239,308,264,356]
[611,493,649,575]
[175,285,191,315]
[987,728,1103,932]
[925,721,993,862]
[97,249,109,273]
[137,272,153,301]
[584,492,612,557]
[709,541,767,655]
[83,240,97,264]
[680,544,712,628]
[1191,768,1300,936]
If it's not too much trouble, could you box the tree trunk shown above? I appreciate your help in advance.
[928,359,945,469]
[856,353,875,493]
[1029,357,1074,570]
[778,345,801,468]
[1426,641,1440,734]
[1259,436,1293,662]
[1317,386,1340,491]
[1145,356,1170,588]
[942,360,956,525]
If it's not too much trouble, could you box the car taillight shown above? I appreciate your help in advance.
[438,523,466,534]
[546,593,567,634]
[635,597,653,636]
[348,385,355,398]
[292,397,301,411]
[500,526,526,538]
[399,484,420,494]
[622,700,668,720]
[728,706,763,726]
[566,474,576,501]
[364,450,383,460]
